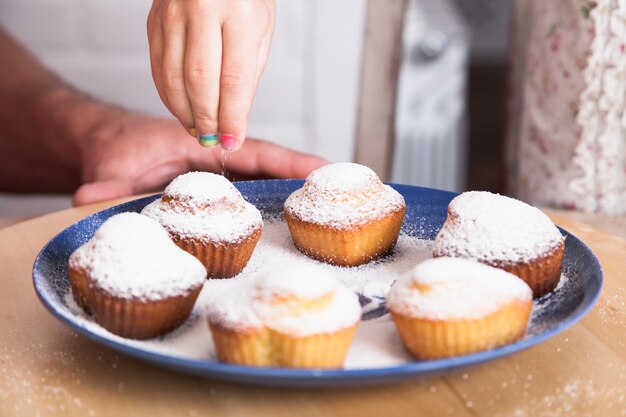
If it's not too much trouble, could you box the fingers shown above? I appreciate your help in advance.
[217,13,262,151]
[148,0,275,148]
[73,180,134,206]
[255,32,273,88]
[185,10,222,146]
[147,3,170,113]
[160,3,194,129]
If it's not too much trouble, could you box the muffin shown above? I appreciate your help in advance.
[67,212,206,339]
[284,163,406,267]
[142,172,263,278]
[387,257,533,360]
[207,266,361,368]
[432,191,565,297]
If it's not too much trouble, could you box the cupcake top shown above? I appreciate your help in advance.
[207,266,361,336]
[387,257,533,320]
[68,213,206,301]
[164,171,244,205]
[284,163,405,229]
[142,172,263,243]
[433,191,564,263]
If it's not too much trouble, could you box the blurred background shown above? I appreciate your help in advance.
[0,0,510,217]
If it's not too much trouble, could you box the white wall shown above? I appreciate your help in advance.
[0,0,366,216]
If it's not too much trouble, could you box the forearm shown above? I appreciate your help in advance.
[0,28,112,193]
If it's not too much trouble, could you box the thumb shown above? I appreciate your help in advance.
[73,180,134,206]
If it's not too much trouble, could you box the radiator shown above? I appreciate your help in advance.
[392,0,470,192]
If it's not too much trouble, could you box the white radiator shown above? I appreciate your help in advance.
[392,0,470,192]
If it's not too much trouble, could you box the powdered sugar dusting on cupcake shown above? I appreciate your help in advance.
[266,286,360,336]
[68,213,206,301]
[164,171,243,206]
[306,162,380,193]
[284,163,405,229]
[433,191,564,263]
[207,266,361,336]
[142,172,263,243]
[387,257,533,320]
[253,266,338,300]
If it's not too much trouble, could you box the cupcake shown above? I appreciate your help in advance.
[207,266,361,368]
[67,212,206,339]
[387,257,533,360]
[284,163,406,267]
[142,172,263,278]
[432,191,565,297]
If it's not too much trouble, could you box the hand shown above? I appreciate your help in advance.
[147,0,275,151]
[72,111,327,206]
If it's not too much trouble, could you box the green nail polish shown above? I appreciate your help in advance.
[199,134,218,147]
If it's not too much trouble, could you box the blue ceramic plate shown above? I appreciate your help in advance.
[32,180,603,387]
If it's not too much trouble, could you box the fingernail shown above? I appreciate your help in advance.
[189,127,197,138]
[220,134,238,150]
[198,133,219,147]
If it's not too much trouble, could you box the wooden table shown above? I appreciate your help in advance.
[1,197,625,417]
[0,217,29,230]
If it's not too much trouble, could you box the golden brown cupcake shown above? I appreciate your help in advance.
[67,212,206,339]
[207,265,361,368]
[142,172,263,278]
[283,163,406,267]
[432,191,565,297]
[387,257,533,360]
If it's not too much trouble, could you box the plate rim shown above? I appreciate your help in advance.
[31,180,604,386]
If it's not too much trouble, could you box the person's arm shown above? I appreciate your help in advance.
[0,28,111,193]
[0,28,326,204]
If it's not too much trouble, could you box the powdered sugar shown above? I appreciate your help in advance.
[207,266,361,335]
[68,213,206,301]
[284,163,405,229]
[205,285,359,336]
[344,315,413,368]
[243,218,433,294]
[142,172,262,243]
[253,265,341,301]
[356,281,393,300]
[433,191,565,263]
[203,218,432,334]
[387,257,533,320]
[302,162,381,193]
[163,171,242,206]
